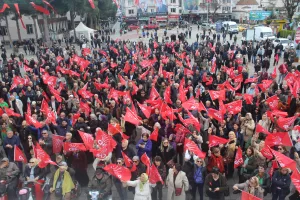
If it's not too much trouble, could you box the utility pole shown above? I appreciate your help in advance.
[207,2,209,23]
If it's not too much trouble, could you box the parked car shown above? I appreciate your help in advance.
[144,24,159,30]
[210,23,216,29]
[272,38,294,50]
[201,22,210,30]
[128,25,139,31]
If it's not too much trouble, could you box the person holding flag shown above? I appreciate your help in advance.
[151,156,165,200]
[232,176,264,199]
[114,158,128,200]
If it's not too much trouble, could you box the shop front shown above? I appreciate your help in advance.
[156,15,168,28]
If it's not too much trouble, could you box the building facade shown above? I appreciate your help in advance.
[232,0,261,22]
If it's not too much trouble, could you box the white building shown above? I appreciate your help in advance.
[232,0,262,22]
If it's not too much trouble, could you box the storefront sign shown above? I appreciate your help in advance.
[249,11,272,20]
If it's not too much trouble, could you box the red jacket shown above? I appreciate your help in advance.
[207,154,225,173]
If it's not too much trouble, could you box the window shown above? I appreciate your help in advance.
[222,6,230,11]
[171,0,176,3]
[171,8,176,13]
[128,0,133,6]
[227,0,231,3]
[151,9,154,12]
[0,26,7,36]
[129,9,134,14]
[223,0,226,3]
[26,24,33,34]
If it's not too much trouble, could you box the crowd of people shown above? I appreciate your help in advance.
[0,24,298,200]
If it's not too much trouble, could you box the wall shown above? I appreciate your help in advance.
[0,15,42,42]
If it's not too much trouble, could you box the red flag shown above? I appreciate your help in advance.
[88,0,95,9]
[255,124,271,135]
[27,102,31,116]
[277,115,298,130]
[178,78,187,103]
[123,45,130,55]
[149,87,160,100]
[149,164,164,184]
[48,86,62,102]
[285,73,296,85]
[270,148,296,170]
[207,108,223,123]
[78,131,94,150]
[149,128,159,141]
[25,114,42,128]
[30,2,50,15]
[124,107,141,125]
[209,135,228,148]
[83,70,89,81]
[291,170,300,193]
[271,67,277,79]
[243,94,253,105]
[14,145,27,163]
[78,83,93,99]
[52,134,65,154]
[265,95,279,110]
[90,147,113,160]
[186,111,201,132]
[244,77,258,84]
[164,86,173,104]
[184,138,206,159]
[35,143,57,168]
[234,74,243,83]
[269,160,279,177]
[118,74,126,86]
[108,123,129,140]
[42,0,57,13]
[260,146,273,159]
[103,164,131,181]
[225,100,242,115]
[80,101,91,115]
[121,151,136,172]
[4,107,21,117]
[141,153,151,175]
[137,102,151,119]
[265,132,293,147]
[182,97,199,111]
[208,90,225,101]
[14,4,26,29]
[95,129,117,151]
[0,4,10,13]
[241,190,262,200]
[258,80,273,92]
[198,101,206,112]
[63,142,87,152]
[234,147,243,168]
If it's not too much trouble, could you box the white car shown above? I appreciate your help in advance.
[272,38,294,50]
[210,24,216,30]
[202,23,210,30]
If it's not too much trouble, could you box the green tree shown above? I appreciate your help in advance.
[98,0,117,20]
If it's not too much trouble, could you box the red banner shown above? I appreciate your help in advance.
[14,145,27,163]
[234,147,243,168]
[52,135,65,154]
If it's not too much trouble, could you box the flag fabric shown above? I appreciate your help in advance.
[234,147,243,168]
[265,95,279,110]
[255,124,271,135]
[184,138,206,159]
[4,107,21,117]
[30,2,50,15]
[241,190,262,200]
[164,86,173,104]
[260,146,273,159]
[265,132,293,147]
[78,131,94,150]
[271,68,277,79]
[0,4,10,13]
[42,0,57,13]
[14,145,27,163]
[34,143,57,168]
[137,102,152,119]
[88,0,95,9]
[14,4,26,29]
[149,164,164,184]
[269,160,279,177]
[291,170,300,193]
[63,143,87,152]
[269,148,296,171]
[207,108,223,122]
[95,129,117,151]
[103,164,131,181]
[149,128,159,141]
[182,97,199,111]
[121,151,136,172]
[225,100,242,115]
[90,147,113,160]
[124,107,141,125]
[52,134,65,154]
[209,135,228,148]
[25,114,42,128]
[208,90,225,101]
[141,153,151,175]
[149,87,160,100]
[277,115,298,131]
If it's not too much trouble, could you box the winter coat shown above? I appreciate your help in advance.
[88,173,112,197]
[204,173,228,200]
[240,113,255,142]
[234,180,264,199]
[157,144,176,165]
[166,169,189,200]
[271,170,291,196]
[136,139,152,158]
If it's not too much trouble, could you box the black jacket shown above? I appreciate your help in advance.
[24,165,46,180]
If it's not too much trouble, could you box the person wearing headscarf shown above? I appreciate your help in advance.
[233,176,264,199]
[125,173,155,200]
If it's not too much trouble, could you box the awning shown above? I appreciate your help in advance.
[139,17,149,21]
[168,15,180,21]
[156,16,167,21]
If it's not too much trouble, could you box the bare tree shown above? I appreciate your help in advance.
[210,0,222,21]
[282,0,300,20]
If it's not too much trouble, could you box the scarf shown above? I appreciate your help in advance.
[53,170,75,195]
[139,173,149,192]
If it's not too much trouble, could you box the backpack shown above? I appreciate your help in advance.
[193,167,203,184]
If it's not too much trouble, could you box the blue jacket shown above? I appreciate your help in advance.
[271,170,291,195]
[136,139,152,158]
